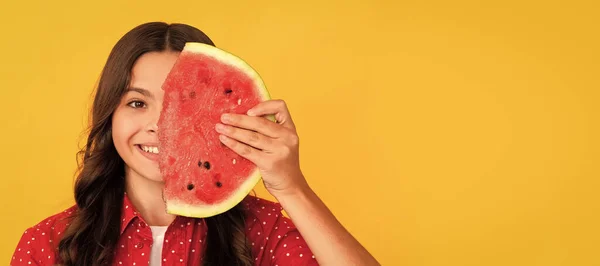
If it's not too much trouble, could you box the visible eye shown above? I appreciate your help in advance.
[127,100,146,109]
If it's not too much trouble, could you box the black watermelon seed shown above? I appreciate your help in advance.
[203,161,211,170]
[224,88,233,95]
[216,181,222,188]
[187,183,195,190]
[189,91,196,98]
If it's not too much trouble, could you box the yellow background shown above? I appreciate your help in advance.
[1,1,598,265]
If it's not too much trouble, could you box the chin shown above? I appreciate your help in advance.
[136,161,163,182]
[141,170,164,183]
[126,164,164,183]
[148,174,165,183]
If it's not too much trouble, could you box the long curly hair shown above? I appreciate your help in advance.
[57,22,254,266]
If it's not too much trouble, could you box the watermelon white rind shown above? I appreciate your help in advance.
[166,168,262,218]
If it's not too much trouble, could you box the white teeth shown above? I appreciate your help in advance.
[140,145,159,154]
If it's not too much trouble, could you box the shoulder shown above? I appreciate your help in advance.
[241,196,318,265]
[242,195,284,218]
[242,195,286,236]
[10,205,77,265]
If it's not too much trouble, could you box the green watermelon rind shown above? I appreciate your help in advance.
[164,42,272,218]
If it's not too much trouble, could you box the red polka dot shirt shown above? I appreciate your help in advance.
[11,194,319,265]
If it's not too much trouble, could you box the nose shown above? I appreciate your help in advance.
[146,104,161,133]
[147,122,158,133]
[146,112,159,133]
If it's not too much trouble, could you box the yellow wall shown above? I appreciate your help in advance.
[1,1,598,265]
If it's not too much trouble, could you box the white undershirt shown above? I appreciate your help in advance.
[149,226,169,266]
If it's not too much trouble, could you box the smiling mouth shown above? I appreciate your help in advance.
[136,144,159,154]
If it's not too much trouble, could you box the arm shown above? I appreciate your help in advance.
[216,99,380,265]
[276,183,380,266]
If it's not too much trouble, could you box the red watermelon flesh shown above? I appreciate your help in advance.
[157,42,271,218]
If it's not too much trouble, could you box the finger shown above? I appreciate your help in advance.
[246,99,296,130]
[215,123,276,152]
[218,134,263,164]
[220,113,282,139]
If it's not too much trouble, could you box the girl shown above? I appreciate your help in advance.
[11,22,379,266]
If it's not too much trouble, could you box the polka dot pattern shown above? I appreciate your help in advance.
[10,206,75,266]
[11,194,318,265]
[244,197,319,265]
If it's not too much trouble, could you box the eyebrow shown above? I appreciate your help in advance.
[126,87,154,99]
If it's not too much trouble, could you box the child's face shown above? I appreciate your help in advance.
[112,51,180,183]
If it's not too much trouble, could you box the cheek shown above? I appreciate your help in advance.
[112,109,140,147]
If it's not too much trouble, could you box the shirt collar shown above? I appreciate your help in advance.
[120,192,139,235]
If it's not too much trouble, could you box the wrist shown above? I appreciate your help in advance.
[272,179,313,203]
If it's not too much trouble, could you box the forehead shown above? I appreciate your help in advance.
[130,51,180,93]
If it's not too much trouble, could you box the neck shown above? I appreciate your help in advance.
[125,166,176,226]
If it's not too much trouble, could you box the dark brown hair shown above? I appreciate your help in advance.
[57,22,253,266]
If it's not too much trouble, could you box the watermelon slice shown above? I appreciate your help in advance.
[157,42,271,218]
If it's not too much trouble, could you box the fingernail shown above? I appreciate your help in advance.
[221,114,230,122]
[247,110,255,116]
[215,123,225,133]
[219,135,227,142]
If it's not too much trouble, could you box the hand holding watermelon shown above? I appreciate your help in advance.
[214,98,381,264]
[216,99,309,199]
